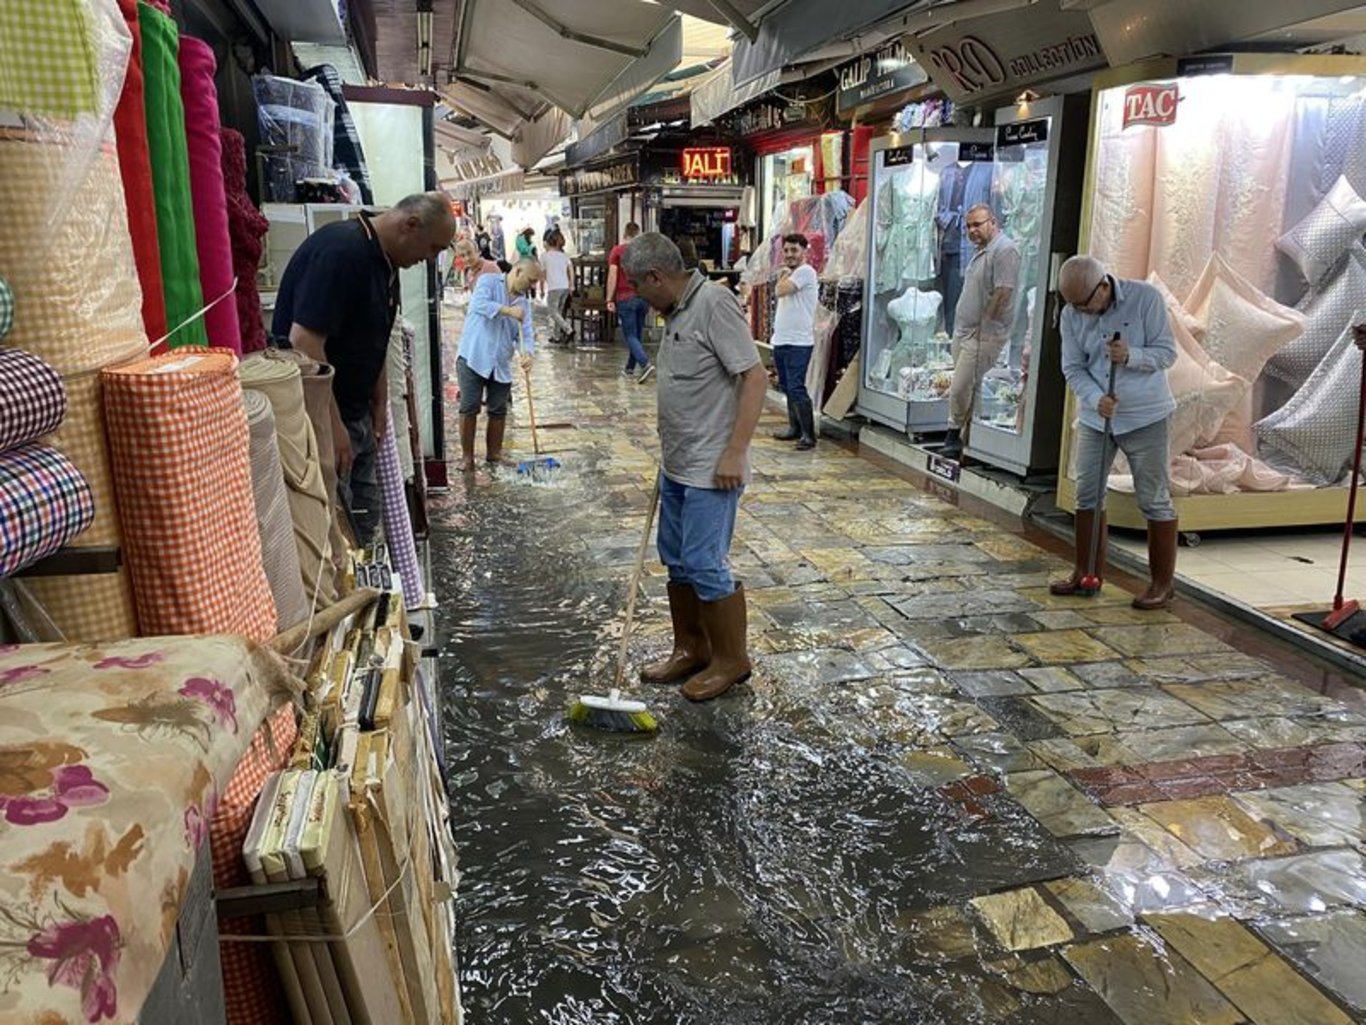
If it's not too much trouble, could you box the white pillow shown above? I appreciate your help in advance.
[1265,244,1366,389]
[1185,254,1306,383]
[1276,175,1366,287]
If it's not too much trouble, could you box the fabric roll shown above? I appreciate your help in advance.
[1089,91,1157,283]
[0,136,149,376]
[139,2,207,349]
[0,348,66,452]
[244,390,311,633]
[0,443,95,578]
[114,0,169,342]
[0,275,12,341]
[179,36,241,353]
[239,354,338,607]
[103,347,276,641]
[387,319,414,480]
[0,0,101,118]
[377,416,426,609]
[222,128,269,353]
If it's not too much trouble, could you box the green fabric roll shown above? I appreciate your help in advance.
[138,3,206,348]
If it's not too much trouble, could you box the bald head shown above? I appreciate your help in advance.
[378,191,458,268]
[1059,256,1105,299]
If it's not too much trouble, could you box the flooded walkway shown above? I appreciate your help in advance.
[432,304,1366,1024]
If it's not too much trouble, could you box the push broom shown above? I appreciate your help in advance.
[1078,341,1121,597]
[1296,334,1366,643]
[567,476,661,733]
[516,357,561,477]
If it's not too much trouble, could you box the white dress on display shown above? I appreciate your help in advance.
[885,287,945,396]
[874,164,941,294]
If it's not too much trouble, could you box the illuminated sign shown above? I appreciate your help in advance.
[1123,83,1180,129]
[681,147,732,179]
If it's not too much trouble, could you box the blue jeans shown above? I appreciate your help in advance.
[657,473,742,602]
[616,297,651,371]
[773,345,812,405]
[1075,418,1176,521]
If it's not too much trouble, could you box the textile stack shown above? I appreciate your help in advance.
[0,346,95,579]
[243,390,311,633]
[243,573,459,1023]
[252,73,336,203]
[102,347,276,641]
[0,0,149,641]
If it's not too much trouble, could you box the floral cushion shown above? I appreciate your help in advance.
[1255,318,1366,485]
[1276,174,1366,287]
[1184,253,1306,384]
[0,636,293,1024]
[1265,243,1366,388]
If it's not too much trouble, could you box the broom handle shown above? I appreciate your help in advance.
[522,364,542,456]
[613,474,662,691]
[1335,353,1366,607]
[1086,350,1120,578]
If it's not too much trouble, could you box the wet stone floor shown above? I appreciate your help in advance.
[431,304,1366,1025]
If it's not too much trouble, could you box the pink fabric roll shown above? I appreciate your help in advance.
[178,36,241,353]
[1089,89,1157,283]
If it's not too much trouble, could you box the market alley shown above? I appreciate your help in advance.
[434,322,1366,1025]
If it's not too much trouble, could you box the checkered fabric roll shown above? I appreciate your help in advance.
[0,0,101,118]
[0,276,13,341]
[0,443,95,578]
[378,412,426,609]
[23,570,139,643]
[0,348,65,452]
[0,135,150,376]
[103,347,277,641]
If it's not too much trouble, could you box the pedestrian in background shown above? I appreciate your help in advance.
[606,221,654,381]
[1054,254,1178,610]
[454,238,499,290]
[541,231,575,344]
[515,227,538,261]
[770,233,819,450]
[621,232,767,702]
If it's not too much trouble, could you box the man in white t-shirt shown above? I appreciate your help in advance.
[770,233,819,449]
[540,231,574,344]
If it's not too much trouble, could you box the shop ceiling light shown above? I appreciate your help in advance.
[416,1,433,79]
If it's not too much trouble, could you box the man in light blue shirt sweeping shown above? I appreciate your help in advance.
[456,258,540,471]
[1053,255,1179,610]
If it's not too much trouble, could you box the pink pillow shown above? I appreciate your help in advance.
[1184,254,1306,383]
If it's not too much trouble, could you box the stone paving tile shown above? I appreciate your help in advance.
[1018,665,1087,693]
[1232,782,1365,848]
[951,732,1046,774]
[1146,910,1357,1025]
[915,634,1033,670]
[1025,609,1097,631]
[1045,876,1135,934]
[949,670,1034,698]
[1069,834,1208,914]
[1191,848,1366,918]
[895,904,982,963]
[1068,661,1150,689]
[1028,690,1211,736]
[1256,910,1366,1014]
[1165,679,1361,723]
[970,886,1075,950]
[1138,796,1299,862]
[1063,932,1246,1025]
[1012,629,1123,664]
[1005,770,1119,838]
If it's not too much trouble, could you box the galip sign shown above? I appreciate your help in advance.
[681,147,732,179]
[1122,83,1179,128]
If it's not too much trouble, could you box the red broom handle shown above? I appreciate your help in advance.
[1336,353,1366,609]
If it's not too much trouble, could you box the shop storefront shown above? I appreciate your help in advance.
[1057,54,1366,533]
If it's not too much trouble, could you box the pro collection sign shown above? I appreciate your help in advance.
[681,147,733,179]
[910,8,1107,105]
[835,39,928,114]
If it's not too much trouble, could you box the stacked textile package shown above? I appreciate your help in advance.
[0,2,151,640]
[0,347,96,578]
[102,347,276,641]
[243,558,459,1023]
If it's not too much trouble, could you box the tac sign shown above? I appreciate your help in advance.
[1122,83,1179,129]
[681,147,732,180]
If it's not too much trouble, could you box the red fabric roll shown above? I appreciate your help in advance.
[114,0,168,343]
[221,128,269,353]
[179,37,241,353]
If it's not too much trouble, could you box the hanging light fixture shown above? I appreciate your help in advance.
[417,0,433,80]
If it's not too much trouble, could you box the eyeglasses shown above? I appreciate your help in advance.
[965,218,992,230]
[1066,277,1106,311]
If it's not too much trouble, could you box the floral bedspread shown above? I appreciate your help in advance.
[0,636,296,1023]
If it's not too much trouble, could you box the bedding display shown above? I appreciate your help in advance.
[1075,64,1366,501]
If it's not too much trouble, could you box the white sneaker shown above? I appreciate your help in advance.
[637,364,656,384]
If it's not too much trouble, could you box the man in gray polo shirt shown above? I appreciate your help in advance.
[620,233,767,702]
[942,205,1020,461]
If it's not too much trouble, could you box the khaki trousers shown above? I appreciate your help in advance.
[948,329,1009,431]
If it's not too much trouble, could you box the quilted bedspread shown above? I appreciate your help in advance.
[0,636,296,1023]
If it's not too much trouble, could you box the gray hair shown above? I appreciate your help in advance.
[395,191,455,227]
[1059,254,1106,295]
[621,232,684,279]
[965,203,996,221]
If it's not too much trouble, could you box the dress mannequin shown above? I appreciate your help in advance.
[885,286,944,392]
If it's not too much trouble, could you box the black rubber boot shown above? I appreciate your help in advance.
[795,398,817,450]
[772,398,800,441]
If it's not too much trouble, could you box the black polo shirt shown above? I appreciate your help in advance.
[271,212,398,420]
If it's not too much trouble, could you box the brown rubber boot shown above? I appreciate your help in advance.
[1050,510,1104,595]
[640,582,711,684]
[459,414,479,472]
[682,584,752,702]
[485,416,516,467]
[1134,519,1178,610]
